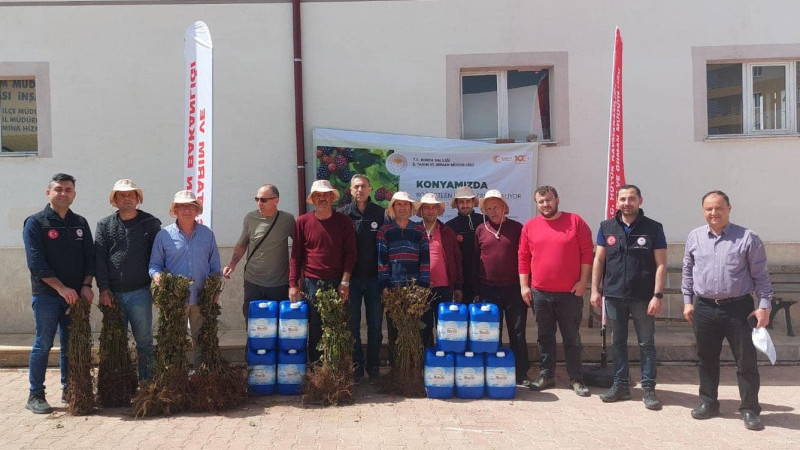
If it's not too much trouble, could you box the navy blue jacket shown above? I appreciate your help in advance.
[338,199,386,278]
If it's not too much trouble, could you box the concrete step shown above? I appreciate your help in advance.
[2,321,798,367]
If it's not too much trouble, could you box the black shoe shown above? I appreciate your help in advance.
[600,383,631,403]
[691,402,720,420]
[742,410,764,430]
[366,366,380,380]
[642,388,662,410]
[570,380,590,397]
[528,374,555,391]
[353,368,365,385]
[25,393,53,414]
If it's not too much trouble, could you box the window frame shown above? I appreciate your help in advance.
[447,51,569,146]
[0,62,51,158]
[743,62,795,135]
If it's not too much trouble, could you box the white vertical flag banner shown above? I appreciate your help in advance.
[184,21,213,226]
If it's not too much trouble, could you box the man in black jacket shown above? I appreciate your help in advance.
[337,174,385,383]
[590,184,666,410]
[95,179,161,382]
[445,186,484,303]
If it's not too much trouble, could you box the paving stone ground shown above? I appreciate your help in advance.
[1,365,798,449]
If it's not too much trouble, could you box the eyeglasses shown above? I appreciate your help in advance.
[255,197,278,203]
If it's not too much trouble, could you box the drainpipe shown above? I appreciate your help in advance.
[293,0,307,214]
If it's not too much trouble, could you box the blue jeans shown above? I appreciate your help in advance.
[605,297,657,389]
[303,277,341,364]
[29,293,70,396]
[115,287,154,382]
[532,289,584,381]
[348,277,383,372]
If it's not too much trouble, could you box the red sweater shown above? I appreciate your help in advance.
[289,212,357,287]
[518,212,593,292]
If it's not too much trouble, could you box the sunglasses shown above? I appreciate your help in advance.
[255,197,278,203]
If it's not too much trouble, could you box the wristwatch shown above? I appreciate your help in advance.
[340,281,350,287]
[653,293,664,299]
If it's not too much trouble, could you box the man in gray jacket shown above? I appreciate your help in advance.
[95,179,161,382]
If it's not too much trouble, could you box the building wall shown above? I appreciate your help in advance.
[2,0,799,334]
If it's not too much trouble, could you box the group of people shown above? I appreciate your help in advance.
[23,172,774,431]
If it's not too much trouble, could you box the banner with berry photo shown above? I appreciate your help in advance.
[312,128,537,223]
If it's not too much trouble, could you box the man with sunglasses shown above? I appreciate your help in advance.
[223,184,295,319]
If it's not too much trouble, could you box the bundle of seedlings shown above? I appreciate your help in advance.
[131,271,190,417]
[303,284,354,406]
[96,296,137,407]
[187,273,248,412]
[66,295,97,415]
[380,280,431,397]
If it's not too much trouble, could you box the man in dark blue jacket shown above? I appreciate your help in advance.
[23,173,95,414]
[95,179,161,383]
[590,184,667,410]
[337,174,385,383]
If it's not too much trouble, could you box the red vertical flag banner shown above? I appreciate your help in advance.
[605,28,625,219]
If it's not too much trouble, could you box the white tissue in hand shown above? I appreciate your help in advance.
[751,327,776,365]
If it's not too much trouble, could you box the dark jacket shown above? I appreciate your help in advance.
[337,199,386,278]
[23,204,94,297]
[599,210,665,301]
[445,211,484,292]
[95,210,161,292]
[433,219,464,291]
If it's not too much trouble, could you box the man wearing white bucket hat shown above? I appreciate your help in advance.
[417,192,463,348]
[474,189,529,383]
[289,179,357,363]
[149,190,221,368]
[445,186,484,304]
[95,179,161,382]
[519,185,593,397]
[377,191,429,356]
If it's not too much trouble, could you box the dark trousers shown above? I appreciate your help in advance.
[693,296,761,414]
[532,289,584,381]
[303,277,341,364]
[480,284,530,380]
[349,277,383,371]
[242,280,290,319]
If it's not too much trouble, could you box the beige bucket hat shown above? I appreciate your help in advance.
[109,178,143,207]
[306,179,340,204]
[450,186,479,209]
[387,191,416,219]
[479,189,510,214]
[169,190,203,217]
[415,192,446,217]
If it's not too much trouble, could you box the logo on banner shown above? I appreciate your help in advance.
[386,153,408,175]
[492,154,530,164]
[48,229,59,240]
[606,236,616,246]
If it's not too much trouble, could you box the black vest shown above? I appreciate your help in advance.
[599,211,663,301]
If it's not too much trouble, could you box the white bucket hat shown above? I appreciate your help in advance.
[109,178,143,207]
[306,179,340,204]
[169,190,203,217]
[387,191,416,219]
[415,192,446,217]
[479,189,510,214]
[450,186,478,209]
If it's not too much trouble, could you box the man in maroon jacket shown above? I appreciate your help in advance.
[289,180,357,363]
[417,193,463,348]
[475,189,529,383]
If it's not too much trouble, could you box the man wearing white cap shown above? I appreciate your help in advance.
[149,190,221,368]
[474,189,529,382]
[223,184,295,320]
[377,192,429,356]
[289,180,357,363]
[417,193,463,348]
[95,179,161,382]
[445,186,484,304]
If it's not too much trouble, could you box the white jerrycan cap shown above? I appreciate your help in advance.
[496,351,506,357]
[258,302,268,309]
[449,304,460,311]
[435,351,445,357]
[257,349,267,354]
[288,349,298,354]
[481,304,491,312]
[290,301,301,309]
[465,352,475,357]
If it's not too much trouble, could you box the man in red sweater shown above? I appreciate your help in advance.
[417,193,463,348]
[518,185,593,397]
[289,180,357,363]
[474,190,529,383]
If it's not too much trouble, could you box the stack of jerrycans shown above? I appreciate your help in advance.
[424,302,468,399]
[246,300,279,395]
[277,300,308,395]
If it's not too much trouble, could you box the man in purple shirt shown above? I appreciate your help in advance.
[682,190,773,431]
